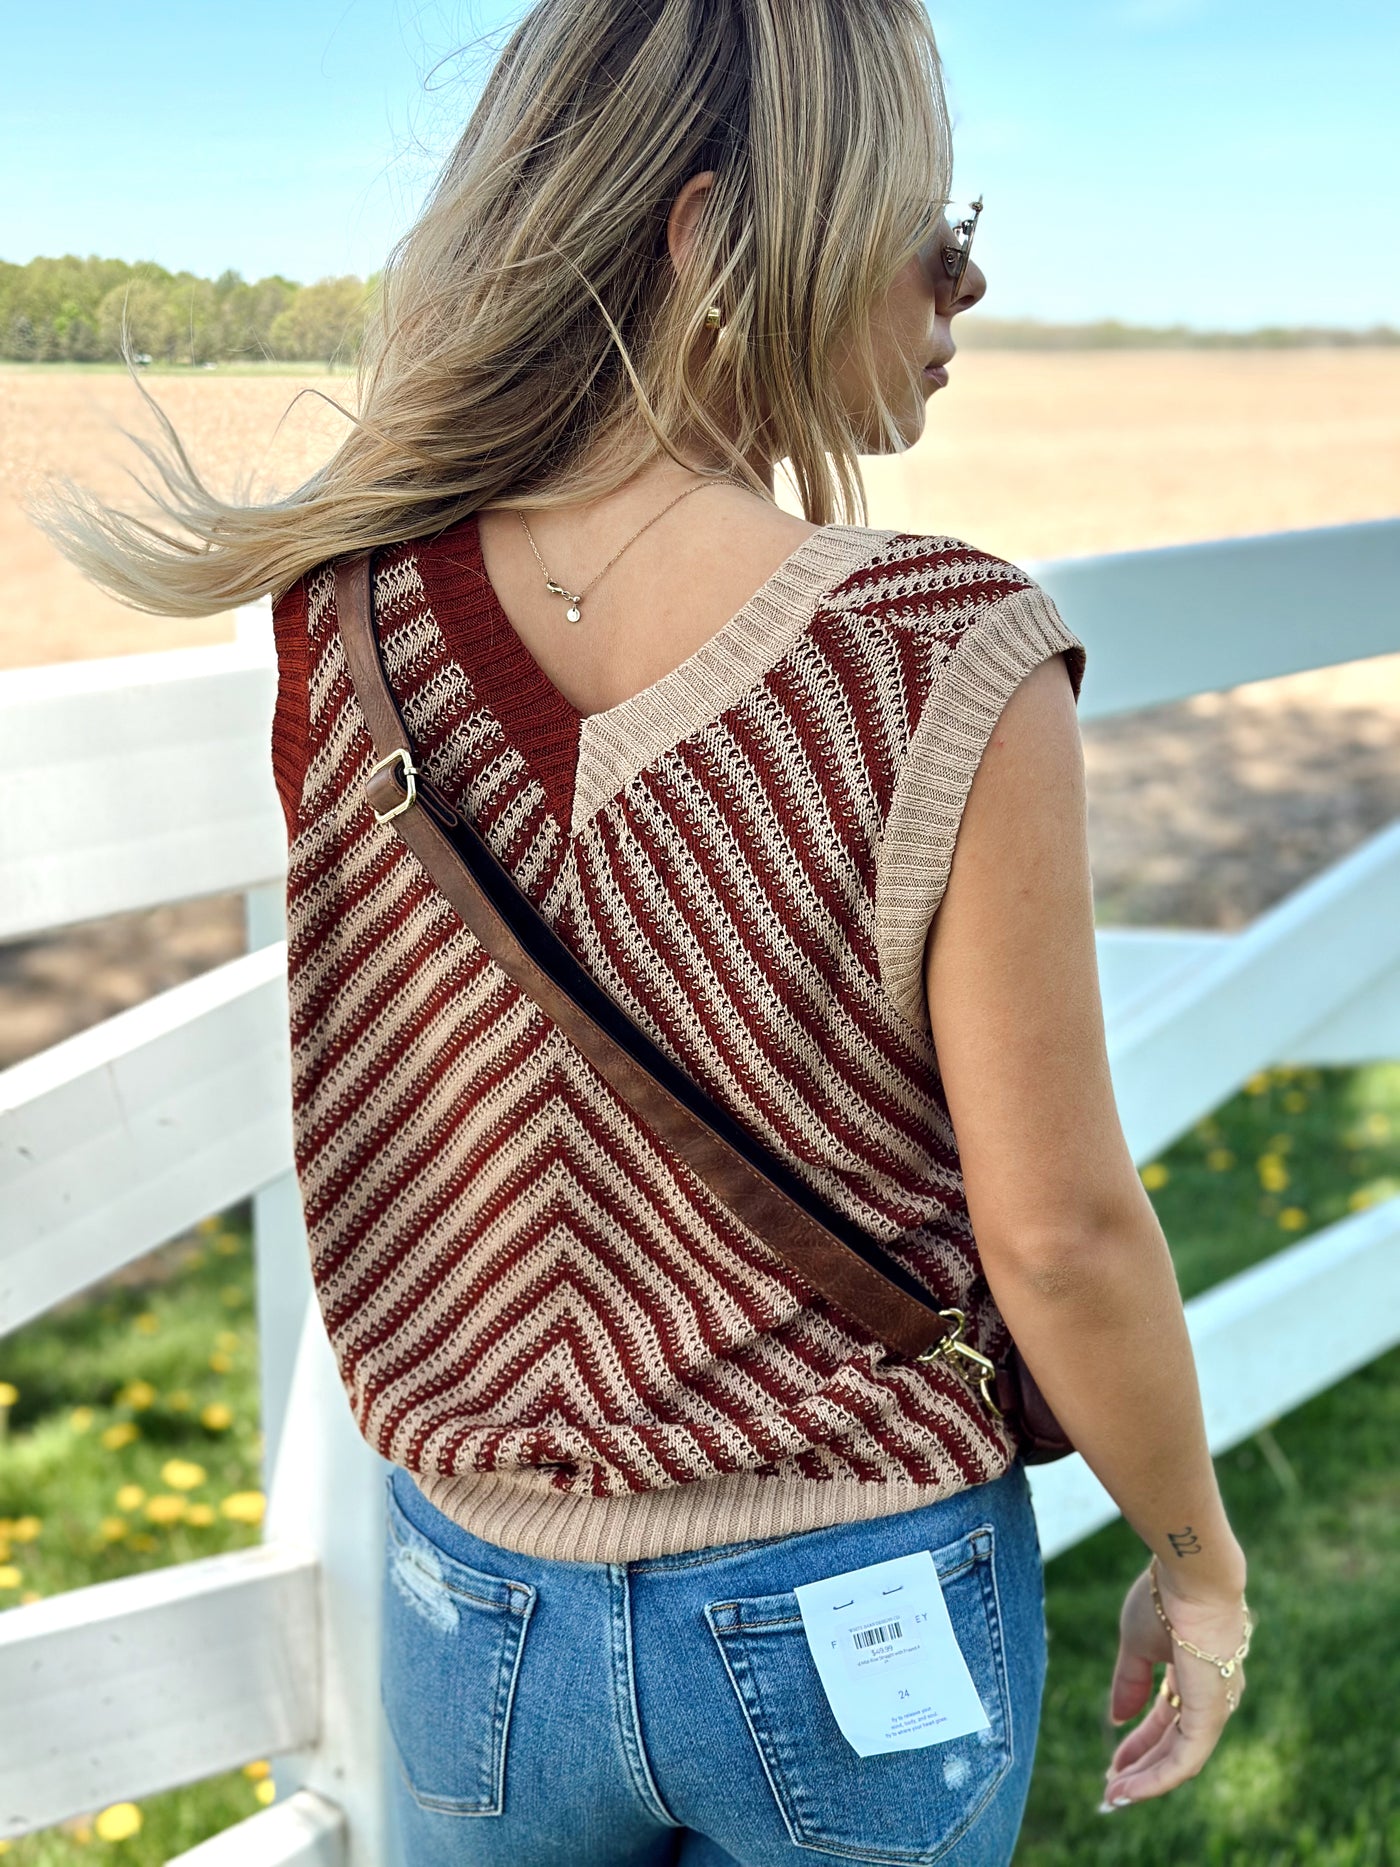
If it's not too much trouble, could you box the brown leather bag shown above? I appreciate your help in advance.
[329,550,1073,1465]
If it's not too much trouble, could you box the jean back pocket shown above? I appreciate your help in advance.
[705,1523,1012,1864]
[380,1477,537,1815]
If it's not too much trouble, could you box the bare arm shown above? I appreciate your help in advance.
[923,652,1242,1595]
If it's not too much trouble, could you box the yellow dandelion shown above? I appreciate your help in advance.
[1206,1147,1236,1171]
[196,1216,222,1235]
[220,1285,245,1308]
[0,1566,21,1589]
[69,1405,95,1432]
[128,1532,157,1552]
[1348,1187,1378,1211]
[243,1759,271,1780]
[1278,1207,1308,1230]
[209,1352,233,1374]
[144,1494,188,1525]
[186,1503,216,1527]
[0,1381,18,1408]
[255,1779,277,1806]
[167,1390,193,1410]
[94,1802,143,1842]
[101,1420,140,1450]
[19,1591,42,1605]
[201,1402,234,1432]
[216,1234,241,1255]
[99,1517,128,1541]
[161,1458,207,1491]
[0,1541,9,1563]
[1140,1162,1169,1190]
[1256,1153,1290,1192]
[134,1312,160,1334]
[185,1249,206,1269]
[1282,1091,1308,1114]
[1364,1111,1392,1140]
[215,1331,241,1353]
[1243,1071,1271,1096]
[220,1490,266,1526]
[115,1483,145,1511]
[1267,1133,1293,1153]
[9,1517,40,1543]
[118,1379,157,1410]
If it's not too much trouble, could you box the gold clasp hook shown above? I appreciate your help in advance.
[914,1307,1004,1419]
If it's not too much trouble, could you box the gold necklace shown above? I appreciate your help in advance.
[515,476,747,626]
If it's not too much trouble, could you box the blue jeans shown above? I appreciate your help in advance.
[380,1455,1048,1867]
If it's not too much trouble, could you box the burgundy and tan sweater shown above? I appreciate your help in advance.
[270,512,1087,1563]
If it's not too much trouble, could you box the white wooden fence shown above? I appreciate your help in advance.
[2,516,1398,1861]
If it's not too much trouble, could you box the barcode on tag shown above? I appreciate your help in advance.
[851,1618,904,1650]
[796,1549,990,1755]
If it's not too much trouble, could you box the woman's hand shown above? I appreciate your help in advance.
[1099,1560,1253,1810]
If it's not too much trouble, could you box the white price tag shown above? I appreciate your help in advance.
[793,1548,990,1757]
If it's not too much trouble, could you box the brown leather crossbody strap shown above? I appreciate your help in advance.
[330,548,972,1367]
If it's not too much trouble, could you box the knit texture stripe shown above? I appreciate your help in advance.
[270,515,1087,1560]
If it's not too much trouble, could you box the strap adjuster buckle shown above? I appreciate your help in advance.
[367,746,418,822]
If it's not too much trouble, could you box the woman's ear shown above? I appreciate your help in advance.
[666,170,717,277]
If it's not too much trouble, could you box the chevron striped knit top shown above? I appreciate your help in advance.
[269,512,1086,1563]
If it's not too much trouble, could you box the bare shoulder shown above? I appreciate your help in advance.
[962,651,1085,809]
[926,650,1087,1013]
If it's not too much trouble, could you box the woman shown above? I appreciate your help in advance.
[29,2,1252,1861]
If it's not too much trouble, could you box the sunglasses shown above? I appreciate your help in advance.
[913,195,984,300]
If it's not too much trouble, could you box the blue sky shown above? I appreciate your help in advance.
[2,0,1394,329]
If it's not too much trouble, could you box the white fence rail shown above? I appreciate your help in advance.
[1,516,1397,1860]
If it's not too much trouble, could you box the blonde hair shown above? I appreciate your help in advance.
[25,0,952,619]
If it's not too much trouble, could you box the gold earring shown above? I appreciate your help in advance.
[705,303,723,331]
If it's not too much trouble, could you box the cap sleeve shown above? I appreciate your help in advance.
[874,581,1087,1034]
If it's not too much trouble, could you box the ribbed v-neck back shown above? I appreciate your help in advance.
[423,513,893,836]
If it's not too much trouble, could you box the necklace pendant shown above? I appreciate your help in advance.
[542,573,583,622]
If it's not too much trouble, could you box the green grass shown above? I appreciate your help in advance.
[1020,1059,1400,1866]
[0,1062,1396,1862]
[0,1208,277,1858]
[1023,1352,1400,1866]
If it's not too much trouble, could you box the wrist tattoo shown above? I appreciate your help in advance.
[1167,1527,1202,1557]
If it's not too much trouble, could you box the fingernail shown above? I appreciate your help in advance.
[1112,1796,1133,1807]
[1096,1799,1118,1814]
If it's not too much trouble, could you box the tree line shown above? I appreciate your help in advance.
[3,253,1395,363]
[0,255,379,365]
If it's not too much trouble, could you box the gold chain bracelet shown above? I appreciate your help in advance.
[1149,1553,1261,1710]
